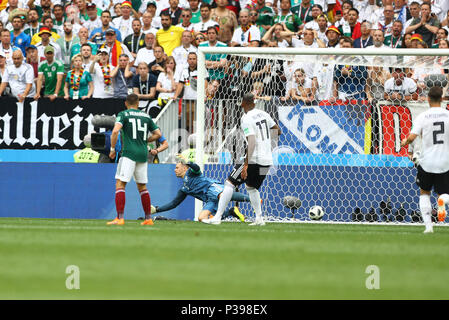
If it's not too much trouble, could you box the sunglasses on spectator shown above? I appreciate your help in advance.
[181,14,191,17]
[250,13,258,16]
[196,37,205,40]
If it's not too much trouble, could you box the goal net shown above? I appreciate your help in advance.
[194,47,449,224]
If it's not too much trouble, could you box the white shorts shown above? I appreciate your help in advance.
[115,156,148,184]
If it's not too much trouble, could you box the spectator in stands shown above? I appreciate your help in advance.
[432,28,448,48]
[339,8,361,39]
[27,0,51,18]
[405,2,440,47]
[273,0,303,33]
[99,28,134,67]
[141,11,157,35]
[134,32,156,67]
[200,26,228,80]
[35,46,64,101]
[112,1,134,39]
[401,32,413,48]
[172,30,197,69]
[262,23,292,47]
[156,55,178,104]
[438,39,449,48]
[230,9,261,47]
[377,4,394,37]
[304,4,325,31]
[193,3,219,35]
[64,54,93,100]
[332,37,368,101]
[79,43,94,69]
[193,32,206,46]
[394,0,411,25]
[253,0,275,33]
[366,60,390,103]
[1,0,20,28]
[124,19,146,59]
[111,53,135,99]
[25,45,39,79]
[384,20,404,48]
[53,5,66,34]
[31,16,61,45]
[112,3,122,20]
[161,0,183,25]
[281,68,315,104]
[404,1,421,31]
[90,10,122,47]
[353,21,373,48]
[156,12,184,56]
[293,28,325,48]
[71,27,97,61]
[367,29,389,50]
[249,9,267,38]
[144,1,161,30]
[148,45,166,78]
[10,16,30,56]
[56,21,80,73]
[211,0,239,44]
[35,27,63,62]
[0,49,35,102]
[23,9,40,39]
[291,0,314,24]
[177,9,195,32]
[0,51,7,95]
[0,28,19,65]
[89,48,115,98]
[133,61,157,100]
[83,3,102,35]
[188,0,201,23]
[410,33,424,48]
[326,25,341,48]
[384,67,418,102]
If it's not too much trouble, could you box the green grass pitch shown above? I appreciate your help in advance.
[0,218,448,299]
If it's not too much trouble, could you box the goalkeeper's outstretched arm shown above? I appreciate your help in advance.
[153,190,188,213]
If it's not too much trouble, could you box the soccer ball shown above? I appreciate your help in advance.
[309,205,324,221]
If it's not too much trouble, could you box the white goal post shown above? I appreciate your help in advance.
[194,47,449,223]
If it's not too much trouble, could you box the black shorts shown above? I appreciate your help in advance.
[416,165,449,195]
[227,163,271,190]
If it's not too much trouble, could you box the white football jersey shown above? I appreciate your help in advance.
[411,107,449,173]
[241,108,276,166]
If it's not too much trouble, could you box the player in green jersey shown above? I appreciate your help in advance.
[108,93,162,226]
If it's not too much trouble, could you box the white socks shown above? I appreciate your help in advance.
[247,187,262,220]
[419,194,432,228]
[215,180,234,220]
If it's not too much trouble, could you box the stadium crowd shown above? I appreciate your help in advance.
[0,0,448,108]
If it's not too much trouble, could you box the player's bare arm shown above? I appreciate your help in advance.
[401,133,418,148]
[109,122,123,159]
[147,128,162,143]
[242,134,256,180]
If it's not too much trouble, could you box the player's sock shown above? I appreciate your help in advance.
[222,208,232,219]
[140,189,152,220]
[419,194,432,229]
[115,188,126,220]
[215,180,234,220]
[247,187,262,220]
[231,191,250,202]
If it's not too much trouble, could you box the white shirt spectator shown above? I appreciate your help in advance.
[2,62,36,98]
[154,0,170,16]
[231,25,261,46]
[313,0,336,13]
[112,16,134,39]
[157,72,177,99]
[134,47,155,66]
[384,77,417,96]
[83,18,103,35]
[176,65,199,100]
[172,44,197,69]
[314,62,335,101]
[176,23,195,32]
[0,43,20,65]
[36,41,63,62]
[91,64,115,98]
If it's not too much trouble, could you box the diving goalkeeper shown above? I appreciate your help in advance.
[151,157,249,222]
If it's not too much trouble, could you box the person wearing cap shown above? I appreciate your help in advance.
[31,16,61,45]
[144,1,162,30]
[89,47,115,98]
[156,11,184,56]
[35,27,63,62]
[99,27,134,67]
[10,15,31,57]
[273,0,302,33]
[0,28,20,66]
[90,10,122,47]
[35,45,65,101]
[405,2,440,47]
[325,25,341,47]
[410,33,424,48]
[0,49,36,102]
[83,2,102,35]
[111,1,134,39]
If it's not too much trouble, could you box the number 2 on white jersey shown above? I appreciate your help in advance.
[129,118,148,141]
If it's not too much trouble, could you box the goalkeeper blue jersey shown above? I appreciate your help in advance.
[180,167,220,203]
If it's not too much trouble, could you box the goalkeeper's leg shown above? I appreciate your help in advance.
[437,193,449,222]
